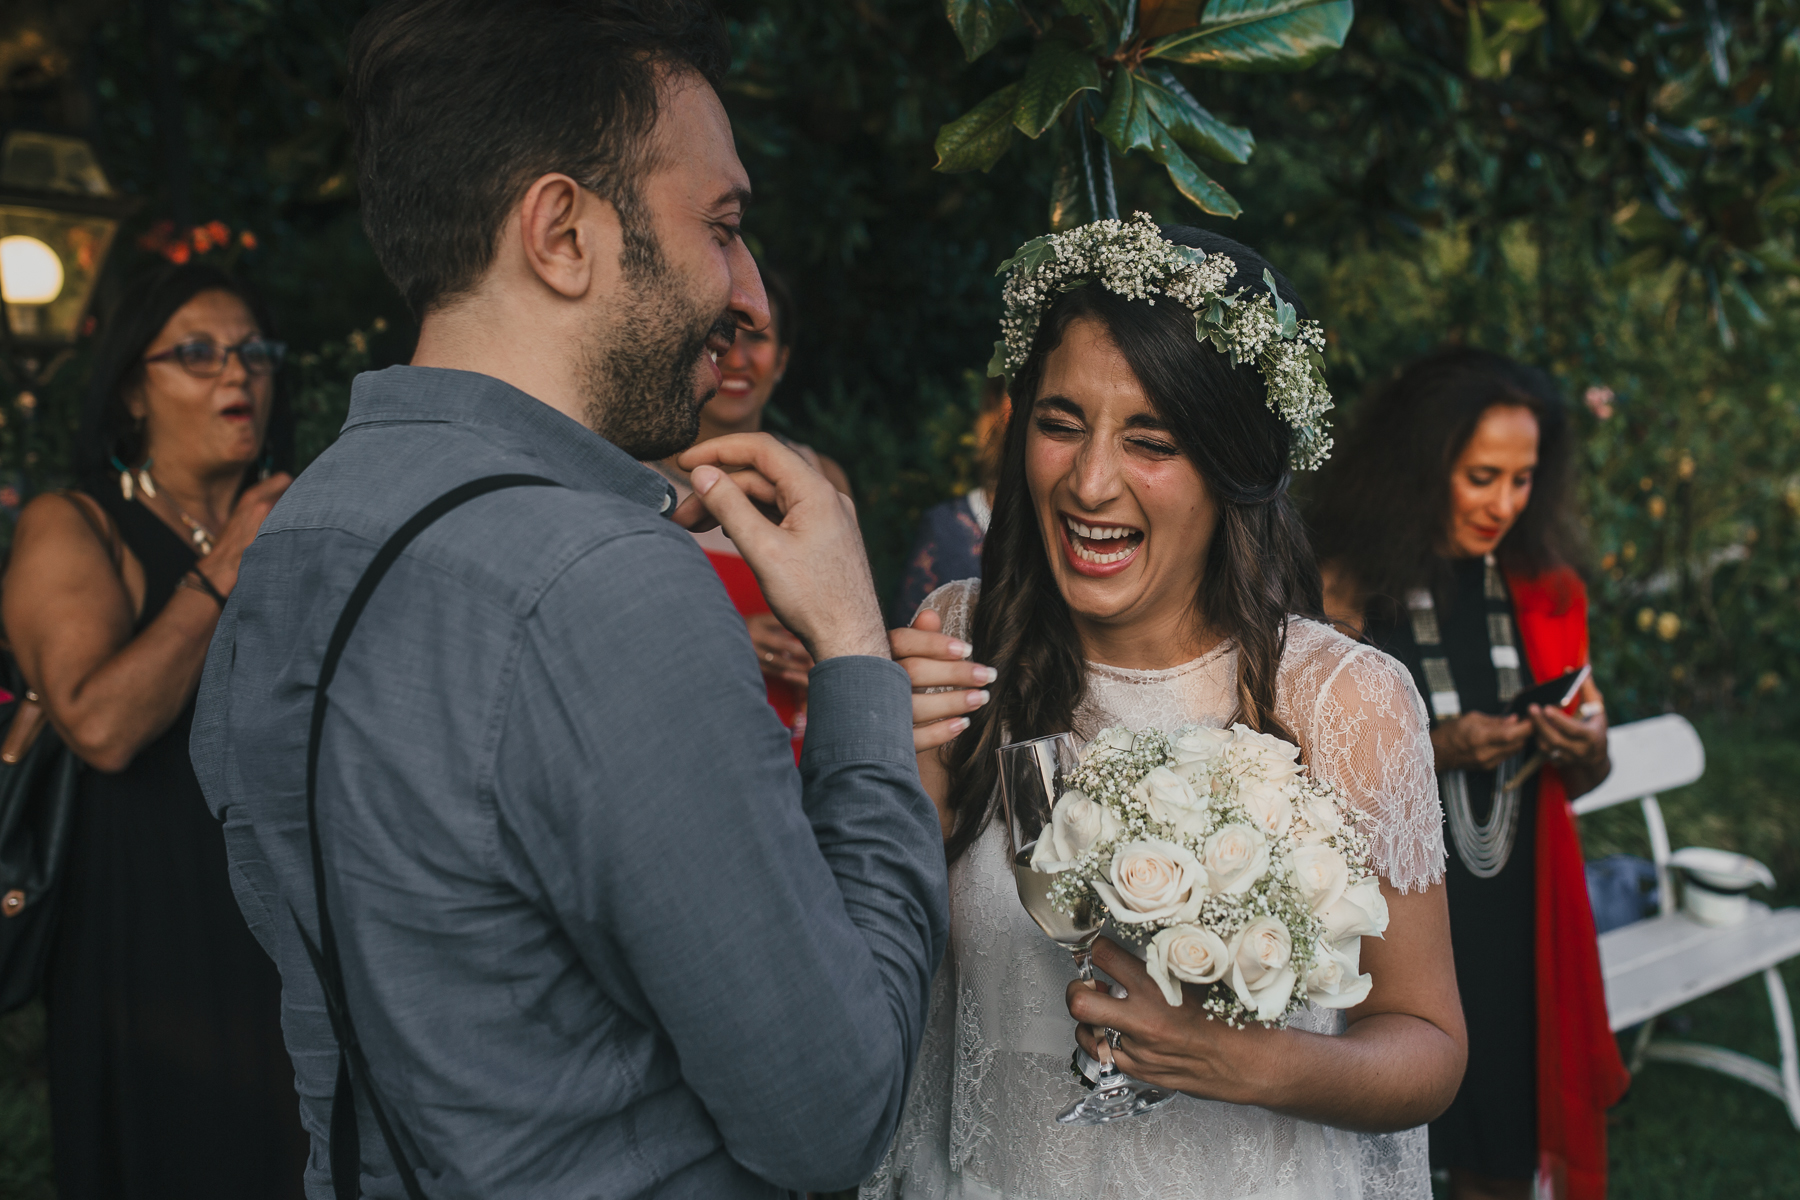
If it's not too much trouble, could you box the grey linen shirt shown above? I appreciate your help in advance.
[191,366,948,1199]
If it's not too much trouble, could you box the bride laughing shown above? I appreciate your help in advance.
[870,219,1466,1200]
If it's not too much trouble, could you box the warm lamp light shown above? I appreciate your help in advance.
[0,235,64,305]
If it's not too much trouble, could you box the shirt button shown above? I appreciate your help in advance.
[659,492,673,514]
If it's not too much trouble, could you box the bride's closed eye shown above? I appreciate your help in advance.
[1035,416,1085,439]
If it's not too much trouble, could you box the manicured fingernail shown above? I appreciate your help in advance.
[948,640,972,659]
[973,665,997,684]
[691,465,720,494]
[968,690,990,708]
[949,717,970,733]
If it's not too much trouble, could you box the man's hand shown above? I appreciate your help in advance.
[1430,711,1532,773]
[673,433,888,663]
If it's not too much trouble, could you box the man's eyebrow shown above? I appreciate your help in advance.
[712,185,753,214]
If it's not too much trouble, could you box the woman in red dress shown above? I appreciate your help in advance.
[652,267,849,749]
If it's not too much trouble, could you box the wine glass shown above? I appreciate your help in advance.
[997,733,1176,1125]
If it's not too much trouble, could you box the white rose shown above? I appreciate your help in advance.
[1134,766,1210,838]
[1225,724,1304,785]
[1170,724,1234,766]
[1318,877,1391,942]
[1203,823,1270,896]
[1092,840,1208,925]
[1236,777,1294,839]
[1290,844,1350,915]
[1228,916,1298,1022]
[1304,937,1373,1009]
[1029,789,1121,872]
[1299,786,1344,835]
[1145,923,1231,1006]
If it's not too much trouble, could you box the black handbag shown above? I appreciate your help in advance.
[0,666,81,1013]
[295,474,558,1200]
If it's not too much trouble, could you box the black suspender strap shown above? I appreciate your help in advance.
[291,474,561,1200]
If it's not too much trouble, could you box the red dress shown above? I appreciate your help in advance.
[1508,568,1632,1200]
[706,551,804,760]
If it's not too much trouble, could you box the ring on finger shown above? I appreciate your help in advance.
[1107,1028,1123,1051]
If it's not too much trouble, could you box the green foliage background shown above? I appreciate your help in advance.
[3,0,1797,735]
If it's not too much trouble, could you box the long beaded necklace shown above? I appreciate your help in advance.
[1407,554,1527,878]
[112,457,216,555]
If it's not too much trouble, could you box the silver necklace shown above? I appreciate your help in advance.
[1408,555,1526,878]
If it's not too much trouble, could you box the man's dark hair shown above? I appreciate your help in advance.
[346,0,729,315]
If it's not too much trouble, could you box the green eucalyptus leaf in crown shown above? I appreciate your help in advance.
[989,212,1334,470]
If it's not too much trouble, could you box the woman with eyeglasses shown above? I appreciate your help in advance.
[2,263,305,1199]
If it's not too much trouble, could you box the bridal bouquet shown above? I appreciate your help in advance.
[1033,725,1388,1027]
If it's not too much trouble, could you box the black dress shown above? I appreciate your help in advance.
[1363,555,1539,1181]
[44,481,307,1199]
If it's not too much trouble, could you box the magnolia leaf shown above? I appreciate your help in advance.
[1065,0,1125,50]
[935,83,1023,173]
[1146,0,1353,73]
[1149,119,1243,217]
[1555,0,1601,40]
[1141,68,1253,164]
[1050,149,1089,230]
[1015,37,1104,138]
[945,0,1022,62]
[1098,69,1155,153]
[1139,0,1205,39]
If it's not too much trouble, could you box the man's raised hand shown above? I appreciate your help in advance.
[673,433,889,663]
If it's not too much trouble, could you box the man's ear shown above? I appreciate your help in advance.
[517,173,619,301]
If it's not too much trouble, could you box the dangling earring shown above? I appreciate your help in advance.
[257,448,273,482]
[137,461,157,498]
[111,455,133,502]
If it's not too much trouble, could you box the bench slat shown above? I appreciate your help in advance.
[1600,904,1800,1031]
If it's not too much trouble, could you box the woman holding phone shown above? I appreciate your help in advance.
[1309,348,1622,1200]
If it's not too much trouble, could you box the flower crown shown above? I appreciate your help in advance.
[987,212,1334,471]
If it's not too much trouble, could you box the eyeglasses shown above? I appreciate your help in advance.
[144,338,287,378]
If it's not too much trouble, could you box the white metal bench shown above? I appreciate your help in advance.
[1574,713,1800,1126]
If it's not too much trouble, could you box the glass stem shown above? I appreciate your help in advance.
[1071,943,1121,1079]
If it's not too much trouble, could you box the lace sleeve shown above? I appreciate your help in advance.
[1281,623,1445,894]
[915,577,982,643]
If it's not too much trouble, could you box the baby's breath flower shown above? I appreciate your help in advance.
[991,212,1334,470]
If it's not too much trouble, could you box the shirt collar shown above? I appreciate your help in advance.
[342,365,678,515]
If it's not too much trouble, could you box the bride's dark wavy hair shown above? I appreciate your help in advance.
[941,225,1323,865]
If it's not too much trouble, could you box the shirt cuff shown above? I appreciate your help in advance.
[799,656,917,769]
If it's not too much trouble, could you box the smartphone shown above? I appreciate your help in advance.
[1505,663,1591,717]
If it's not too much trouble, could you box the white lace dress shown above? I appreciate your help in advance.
[864,579,1447,1200]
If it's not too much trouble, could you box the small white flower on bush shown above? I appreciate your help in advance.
[1319,877,1390,942]
[1145,923,1232,1006]
[1304,936,1373,1009]
[1290,844,1350,915]
[1203,822,1270,896]
[1093,840,1208,924]
[1030,789,1121,872]
[1229,916,1298,1022]
[1134,766,1210,838]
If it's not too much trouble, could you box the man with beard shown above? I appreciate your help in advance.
[187,3,951,1198]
